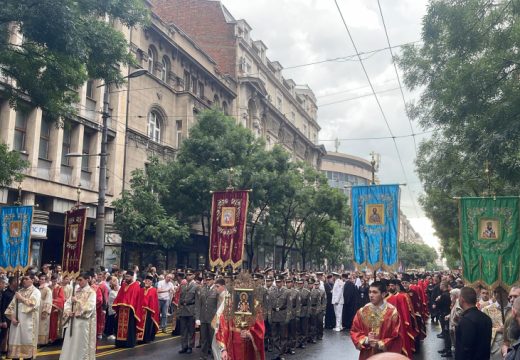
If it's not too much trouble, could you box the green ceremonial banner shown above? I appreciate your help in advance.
[459,197,520,289]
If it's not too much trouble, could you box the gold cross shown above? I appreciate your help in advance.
[221,242,229,255]
[507,261,514,278]
[385,243,392,258]
[486,260,493,273]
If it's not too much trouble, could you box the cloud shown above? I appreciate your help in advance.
[222,0,437,247]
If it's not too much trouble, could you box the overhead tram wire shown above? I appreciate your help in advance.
[376,0,418,158]
[283,41,421,70]
[333,0,420,217]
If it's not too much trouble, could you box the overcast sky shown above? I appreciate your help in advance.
[221,0,441,251]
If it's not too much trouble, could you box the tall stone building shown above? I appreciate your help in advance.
[0,0,323,270]
[152,0,325,166]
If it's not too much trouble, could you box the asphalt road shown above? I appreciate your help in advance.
[37,321,448,359]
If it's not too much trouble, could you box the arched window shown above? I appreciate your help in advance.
[213,94,220,109]
[148,111,162,142]
[147,47,157,74]
[160,56,170,82]
[222,101,228,115]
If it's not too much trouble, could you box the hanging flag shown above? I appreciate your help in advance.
[351,185,400,271]
[209,190,250,269]
[0,206,33,271]
[459,197,520,289]
[62,208,87,276]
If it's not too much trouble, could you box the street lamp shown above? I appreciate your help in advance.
[68,69,148,271]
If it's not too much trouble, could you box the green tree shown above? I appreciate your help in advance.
[398,0,520,263]
[113,159,189,249]
[399,242,438,270]
[0,143,28,187]
[0,0,149,117]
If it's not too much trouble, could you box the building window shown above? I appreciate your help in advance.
[147,47,157,74]
[276,90,283,111]
[61,126,72,166]
[290,111,295,123]
[213,94,220,109]
[176,120,183,148]
[160,56,170,82]
[39,115,52,159]
[183,71,191,91]
[148,111,161,142]
[198,82,204,99]
[82,131,91,171]
[222,101,228,115]
[191,76,197,94]
[14,109,28,152]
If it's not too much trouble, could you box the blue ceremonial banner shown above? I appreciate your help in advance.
[351,185,400,270]
[0,206,33,271]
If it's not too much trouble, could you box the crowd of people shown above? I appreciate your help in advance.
[0,264,518,360]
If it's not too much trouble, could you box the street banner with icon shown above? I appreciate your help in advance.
[209,190,249,269]
[459,197,520,289]
[62,207,87,276]
[0,206,33,271]
[351,185,400,271]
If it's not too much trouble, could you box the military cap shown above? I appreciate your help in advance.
[296,278,304,284]
[286,277,294,283]
[275,274,284,282]
[205,272,216,280]
[308,278,316,284]
[253,273,264,280]
[266,275,274,281]
[316,271,324,276]
[185,269,194,276]
[332,272,340,277]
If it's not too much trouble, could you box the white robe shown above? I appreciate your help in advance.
[332,279,344,329]
[5,285,41,359]
[38,284,52,344]
[60,284,97,360]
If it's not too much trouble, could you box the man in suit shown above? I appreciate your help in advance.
[342,273,357,331]
[269,274,290,360]
[455,286,492,360]
[178,269,198,354]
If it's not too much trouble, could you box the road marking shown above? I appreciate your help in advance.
[97,336,180,358]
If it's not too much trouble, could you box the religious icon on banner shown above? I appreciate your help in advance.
[366,204,385,225]
[69,224,79,243]
[9,222,21,237]
[221,207,236,227]
[479,218,499,240]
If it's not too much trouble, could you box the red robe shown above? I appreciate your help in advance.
[112,281,144,345]
[49,285,65,342]
[408,286,426,340]
[386,293,417,358]
[137,287,159,341]
[215,313,265,360]
[350,302,401,360]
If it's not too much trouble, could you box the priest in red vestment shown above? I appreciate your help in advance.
[350,281,401,360]
[404,275,426,341]
[49,274,65,343]
[112,270,144,348]
[214,279,265,360]
[386,279,418,358]
[138,275,159,343]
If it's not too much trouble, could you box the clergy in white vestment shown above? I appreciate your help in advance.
[60,272,97,360]
[4,275,41,359]
[331,273,344,331]
[38,273,53,345]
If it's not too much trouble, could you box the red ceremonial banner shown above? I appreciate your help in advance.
[62,208,87,276]
[209,190,249,269]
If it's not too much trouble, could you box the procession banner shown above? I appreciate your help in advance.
[209,190,249,269]
[0,206,33,271]
[62,207,87,276]
[351,185,400,271]
[459,197,520,289]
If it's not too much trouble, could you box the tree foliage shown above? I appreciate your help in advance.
[398,0,520,264]
[0,143,28,187]
[113,159,189,249]
[399,242,438,270]
[0,0,149,117]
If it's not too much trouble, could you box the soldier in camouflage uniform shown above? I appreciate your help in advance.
[285,277,300,355]
[296,278,310,349]
[308,278,320,344]
[269,274,290,359]
[264,275,275,352]
[316,279,327,340]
